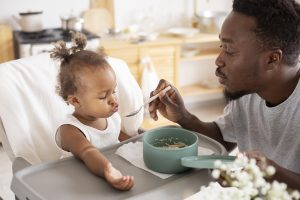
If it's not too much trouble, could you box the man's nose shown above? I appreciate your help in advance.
[215,51,225,68]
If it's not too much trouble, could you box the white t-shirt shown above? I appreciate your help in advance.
[215,79,300,174]
[55,113,121,157]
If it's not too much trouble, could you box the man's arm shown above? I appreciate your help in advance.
[270,162,300,190]
[245,150,300,190]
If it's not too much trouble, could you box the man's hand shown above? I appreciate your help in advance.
[149,79,188,123]
[240,150,300,190]
[241,150,272,170]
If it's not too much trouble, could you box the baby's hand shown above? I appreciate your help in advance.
[104,163,134,190]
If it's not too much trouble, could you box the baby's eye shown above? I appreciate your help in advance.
[99,96,106,100]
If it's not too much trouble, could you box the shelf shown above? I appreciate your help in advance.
[181,83,222,96]
[180,49,219,62]
[179,33,219,44]
[180,84,223,104]
[101,35,181,49]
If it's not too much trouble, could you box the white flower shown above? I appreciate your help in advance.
[220,163,227,171]
[214,160,222,168]
[199,157,300,200]
[231,180,239,187]
[266,165,276,176]
[212,169,221,179]
[291,190,300,199]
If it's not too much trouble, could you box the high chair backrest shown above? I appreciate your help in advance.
[0,54,143,164]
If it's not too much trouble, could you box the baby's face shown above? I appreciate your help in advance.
[75,66,119,119]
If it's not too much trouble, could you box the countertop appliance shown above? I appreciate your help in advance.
[14,28,100,58]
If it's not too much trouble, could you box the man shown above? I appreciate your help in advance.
[149,0,300,189]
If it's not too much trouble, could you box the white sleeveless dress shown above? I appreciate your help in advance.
[55,113,121,157]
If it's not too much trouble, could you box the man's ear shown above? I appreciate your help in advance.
[266,49,282,69]
[67,95,80,107]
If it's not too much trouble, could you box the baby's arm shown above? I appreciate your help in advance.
[58,124,134,190]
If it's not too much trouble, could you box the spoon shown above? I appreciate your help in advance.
[124,86,172,117]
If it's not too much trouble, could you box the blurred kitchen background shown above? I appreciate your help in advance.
[3,1,300,199]
[0,0,233,127]
[0,1,232,198]
[0,0,233,133]
[0,0,231,31]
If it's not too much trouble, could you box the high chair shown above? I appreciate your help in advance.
[0,53,144,169]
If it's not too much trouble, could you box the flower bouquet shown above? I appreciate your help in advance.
[187,157,300,200]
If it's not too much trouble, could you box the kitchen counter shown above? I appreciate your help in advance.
[101,33,219,47]
[101,35,182,48]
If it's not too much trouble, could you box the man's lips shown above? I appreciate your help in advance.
[215,68,227,84]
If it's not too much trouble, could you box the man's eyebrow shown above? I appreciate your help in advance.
[219,35,234,43]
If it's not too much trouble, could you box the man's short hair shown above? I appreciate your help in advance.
[233,0,300,66]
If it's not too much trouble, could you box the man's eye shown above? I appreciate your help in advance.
[99,96,106,100]
[225,51,234,56]
[220,45,235,55]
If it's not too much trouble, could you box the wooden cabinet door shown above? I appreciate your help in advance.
[139,45,179,86]
[105,47,140,81]
[0,25,15,63]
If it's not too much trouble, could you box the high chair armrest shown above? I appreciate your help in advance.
[12,157,31,174]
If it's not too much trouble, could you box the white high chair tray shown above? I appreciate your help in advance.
[11,130,227,200]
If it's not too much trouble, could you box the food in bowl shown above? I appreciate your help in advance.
[143,127,199,174]
[154,137,188,148]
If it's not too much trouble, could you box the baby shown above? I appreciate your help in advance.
[50,32,134,190]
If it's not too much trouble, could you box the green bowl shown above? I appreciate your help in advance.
[143,127,199,174]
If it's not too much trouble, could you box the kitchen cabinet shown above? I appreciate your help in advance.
[101,36,181,86]
[90,0,115,26]
[0,24,15,63]
[101,33,221,129]
[178,34,223,104]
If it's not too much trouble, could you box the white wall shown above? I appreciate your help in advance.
[195,0,231,12]
[0,0,232,32]
[114,0,193,32]
[113,0,232,31]
[0,0,89,30]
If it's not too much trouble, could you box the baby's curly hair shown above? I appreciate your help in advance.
[50,32,109,102]
[233,0,300,66]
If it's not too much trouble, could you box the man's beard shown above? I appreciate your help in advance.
[223,89,249,102]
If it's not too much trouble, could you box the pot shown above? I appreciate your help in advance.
[143,127,198,174]
[61,15,84,32]
[13,11,43,32]
[143,127,237,174]
[194,11,227,33]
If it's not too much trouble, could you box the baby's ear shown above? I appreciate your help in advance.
[67,95,80,107]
